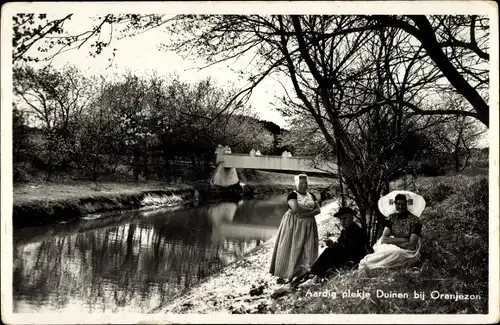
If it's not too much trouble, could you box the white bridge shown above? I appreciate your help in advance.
[211,146,337,187]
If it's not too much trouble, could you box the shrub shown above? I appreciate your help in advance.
[13,165,30,183]
[425,180,455,206]
[472,158,489,169]
[463,176,488,209]
[413,154,451,177]
[461,176,489,232]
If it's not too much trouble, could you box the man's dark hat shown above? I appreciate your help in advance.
[334,207,357,218]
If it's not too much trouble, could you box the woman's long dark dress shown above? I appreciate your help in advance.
[269,191,319,279]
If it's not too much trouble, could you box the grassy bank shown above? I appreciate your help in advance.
[12,170,336,228]
[12,181,197,228]
[159,172,488,314]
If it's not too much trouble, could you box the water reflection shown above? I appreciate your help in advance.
[13,196,288,313]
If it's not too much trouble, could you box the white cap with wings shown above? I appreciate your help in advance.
[378,190,426,218]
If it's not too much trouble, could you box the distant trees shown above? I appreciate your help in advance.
[13,65,92,133]
[281,116,332,161]
[219,115,274,154]
[426,94,487,173]
[12,65,274,182]
[13,64,94,180]
[12,106,31,181]
[12,106,29,159]
[258,120,290,155]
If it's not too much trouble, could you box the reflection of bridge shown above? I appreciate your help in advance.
[15,200,287,247]
[219,223,278,241]
[207,201,285,243]
[212,148,338,186]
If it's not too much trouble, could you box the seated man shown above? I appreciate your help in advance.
[358,192,425,271]
[272,207,370,296]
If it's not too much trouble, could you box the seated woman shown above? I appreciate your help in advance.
[358,191,426,270]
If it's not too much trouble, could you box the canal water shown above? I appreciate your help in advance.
[12,196,290,313]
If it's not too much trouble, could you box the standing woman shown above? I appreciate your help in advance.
[269,174,321,281]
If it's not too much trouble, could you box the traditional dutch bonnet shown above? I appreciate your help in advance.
[294,174,308,187]
[378,190,426,218]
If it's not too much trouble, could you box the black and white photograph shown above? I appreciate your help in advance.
[1,1,498,324]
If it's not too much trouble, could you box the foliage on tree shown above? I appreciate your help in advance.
[13,64,95,180]
[12,65,274,181]
[12,13,167,64]
[426,94,487,173]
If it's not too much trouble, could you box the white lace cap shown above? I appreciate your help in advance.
[294,174,308,188]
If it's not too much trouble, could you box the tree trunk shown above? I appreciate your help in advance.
[337,146,347,207]
[92,153,98,182]
[45,140,54,182]
[143,141,149,180]
[191,155,198,180]
[133,147,141,182]
[460,140,472,172]
[164,156,171,179]
[454,137,461,172]
[203,154,212,179]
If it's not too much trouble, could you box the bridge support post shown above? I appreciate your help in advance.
[211,145,240,187]
[210,163,240,187]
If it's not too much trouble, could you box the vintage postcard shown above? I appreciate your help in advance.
[1,1,498,324]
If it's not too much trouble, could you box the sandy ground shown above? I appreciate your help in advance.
[156,201,341,314]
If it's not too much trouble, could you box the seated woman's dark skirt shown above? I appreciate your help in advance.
[310,243,361,277]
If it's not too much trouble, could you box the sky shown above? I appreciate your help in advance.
[36,14,290,128]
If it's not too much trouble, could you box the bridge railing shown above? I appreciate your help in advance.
[216,152,296,159]
[215,152,338,174]
[215,152,332,162]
